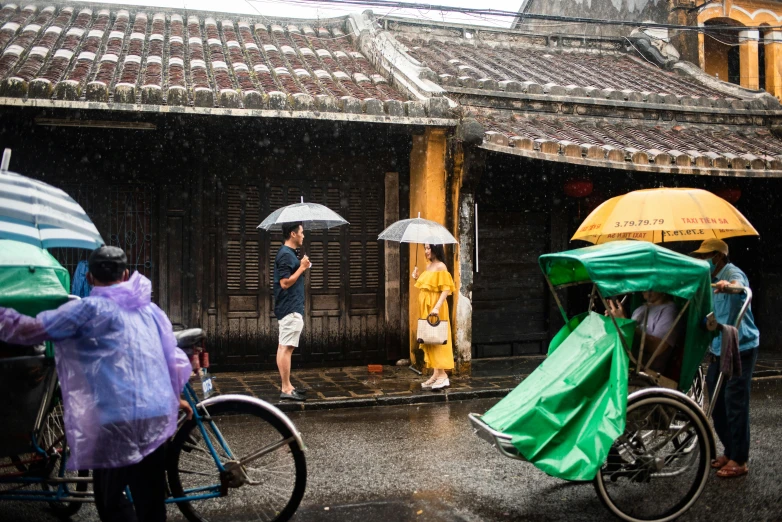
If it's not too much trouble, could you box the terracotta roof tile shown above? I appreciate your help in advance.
[477,111,782,171]
[394,33,727,100]
[0,3,409,114]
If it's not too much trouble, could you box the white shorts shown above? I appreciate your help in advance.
[278,312,304,347]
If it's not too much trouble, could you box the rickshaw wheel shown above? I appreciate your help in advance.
[594,395,710,522]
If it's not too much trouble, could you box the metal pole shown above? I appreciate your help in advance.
[474,203,479,273]
[587,284,597,311]
[544,275,569,325]
[636,306,649,375]
[707,373,724,418]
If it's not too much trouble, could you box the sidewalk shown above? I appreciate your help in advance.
[206,354,782,412]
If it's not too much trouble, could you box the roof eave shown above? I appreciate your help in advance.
[481,142,782,178]
[0,97,457,127]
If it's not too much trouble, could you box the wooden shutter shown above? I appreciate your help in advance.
[347,184,382,315]
[348,185,381,291]
[226,185,261,292]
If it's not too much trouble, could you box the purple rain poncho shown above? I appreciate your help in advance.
[0,272,192,470]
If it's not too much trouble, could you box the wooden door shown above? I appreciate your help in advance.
[214,178,385,370]
[218,182,264,368]
[344,182,384,359]
[472,211,550,357]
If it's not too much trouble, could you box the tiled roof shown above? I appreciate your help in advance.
[477,112,782,172]
[0,3,417,115]
[392,32,735,104]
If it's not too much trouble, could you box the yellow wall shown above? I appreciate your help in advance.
[698,0,782,97]
[408,128,448,368]
[765,40,782,98]
[703,36,730,82]
[740,37,760,89]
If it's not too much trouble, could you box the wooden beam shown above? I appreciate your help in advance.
[384,171,402,361]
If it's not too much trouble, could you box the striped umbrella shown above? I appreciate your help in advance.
[0,152,104,250]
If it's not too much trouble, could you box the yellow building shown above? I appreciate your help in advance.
[699,0,782,97]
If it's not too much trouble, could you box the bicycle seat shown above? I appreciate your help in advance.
[174,329,204,348]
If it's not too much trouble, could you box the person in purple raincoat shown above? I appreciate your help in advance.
[0,246,193,522]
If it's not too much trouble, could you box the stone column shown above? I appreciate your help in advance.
[408,128,448,370]
[765,31,782,99]
[450,119,485,375]
[452,144,484,374]
[739,30,760,90]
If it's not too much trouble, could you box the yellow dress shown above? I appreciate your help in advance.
[415,269,457,370]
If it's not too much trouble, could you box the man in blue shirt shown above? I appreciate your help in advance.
[274,222,310,401]
[692,238,759,478]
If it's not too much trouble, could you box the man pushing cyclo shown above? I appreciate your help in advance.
[0,246,192,522]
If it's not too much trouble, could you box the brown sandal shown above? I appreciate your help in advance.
[716,464,749,478]
[710,455,729,469]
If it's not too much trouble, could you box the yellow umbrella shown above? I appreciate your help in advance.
[572,188,759,244]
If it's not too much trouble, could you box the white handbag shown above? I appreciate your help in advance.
[417,313,449,345]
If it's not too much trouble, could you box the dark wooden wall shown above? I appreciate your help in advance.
[0,107,413,370]
[471,153,569,357]
[471,151,782,358]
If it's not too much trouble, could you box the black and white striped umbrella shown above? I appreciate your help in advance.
[0,151,104,250]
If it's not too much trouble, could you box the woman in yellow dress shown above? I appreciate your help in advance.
[412,243,456,390]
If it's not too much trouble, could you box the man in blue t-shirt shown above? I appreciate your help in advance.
[274,222,310,401]
[692,238,760,479]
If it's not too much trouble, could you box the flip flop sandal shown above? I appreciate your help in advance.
[711,456,729,469]
[716,465,749,478]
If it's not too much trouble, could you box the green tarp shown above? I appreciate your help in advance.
[482,242,716,482]
[483,312,633,481]
[539,241,714,391]
[0,240,70,316]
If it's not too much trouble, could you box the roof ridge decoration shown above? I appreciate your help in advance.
[371,13,781,113]
[0,3,453,120]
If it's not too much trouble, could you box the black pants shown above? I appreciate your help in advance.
[706,348,758,465]
[93,443,167,522]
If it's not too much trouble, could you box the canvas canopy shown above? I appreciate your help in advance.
[0,240,70,316]
[540,241,714,390]
[482,242,718,481]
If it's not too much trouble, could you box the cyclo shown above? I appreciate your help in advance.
[0,240,306,522]
[469,241,752,522]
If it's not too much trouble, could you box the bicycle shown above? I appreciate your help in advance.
[0,328,307,522]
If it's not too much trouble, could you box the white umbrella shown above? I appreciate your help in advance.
[257,197,349,231]
[378,213,457,265]
[378,213,457,245]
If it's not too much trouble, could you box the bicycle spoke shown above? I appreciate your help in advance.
[168,400,305,522]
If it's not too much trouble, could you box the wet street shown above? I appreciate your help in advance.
[2,378,781,522]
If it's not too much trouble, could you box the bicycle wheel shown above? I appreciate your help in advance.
[594,395,710,522]
[167,399,306,522]
[38,401,90,519]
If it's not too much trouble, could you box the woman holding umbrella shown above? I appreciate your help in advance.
[413,243,456,390]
